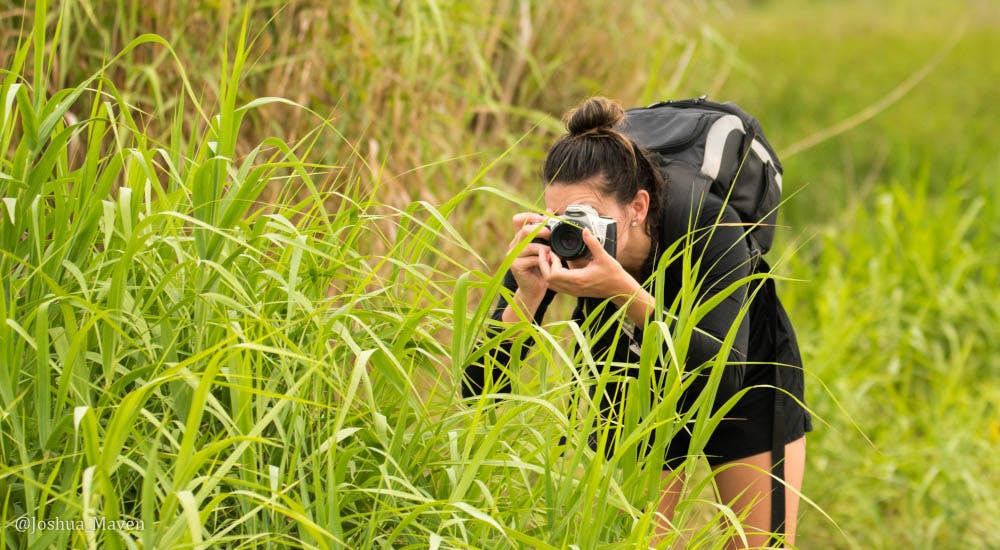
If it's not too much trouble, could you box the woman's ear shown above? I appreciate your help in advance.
[630,189,650,226]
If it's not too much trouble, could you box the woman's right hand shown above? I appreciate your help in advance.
[507,212,552,301]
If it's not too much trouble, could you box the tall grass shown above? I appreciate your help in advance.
[0,5,359,547]
[4,0,998,548]
[0,0,737,245]
[0,2,768,548]
[781,173,1000,549]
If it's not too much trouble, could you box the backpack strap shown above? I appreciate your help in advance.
[757,257,787,545]
[771,343,787,544]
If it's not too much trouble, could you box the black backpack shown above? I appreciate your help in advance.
[623,97,796,543]
[622,97,783,258]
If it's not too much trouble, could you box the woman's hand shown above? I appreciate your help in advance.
[538,228,638,299]
[507,212,552,301]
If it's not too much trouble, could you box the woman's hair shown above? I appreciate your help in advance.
[543,96,667,240]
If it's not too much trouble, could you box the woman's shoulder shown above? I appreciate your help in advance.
[660,173,732,241]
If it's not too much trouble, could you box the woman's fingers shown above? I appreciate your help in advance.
[581,229,610,259]
[508,215,551,252]
[512,212,533,228]
[511,241,550,259]
[512,212,547,233]
[539,249,571,285]
[512,249,542,272]
[537,248,552,279]
[547,248,563,273]
[533,229,631,299]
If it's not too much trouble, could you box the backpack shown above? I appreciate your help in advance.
[623,97,796,543]
[622,96,783,258]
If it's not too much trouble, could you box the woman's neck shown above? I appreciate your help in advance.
[620,227,654,279]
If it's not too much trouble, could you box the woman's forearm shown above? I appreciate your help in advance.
[500,288,547,323]
[611,277,655,329]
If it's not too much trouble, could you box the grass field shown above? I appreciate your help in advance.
[1,0,997,548]
[714,4,1000,547]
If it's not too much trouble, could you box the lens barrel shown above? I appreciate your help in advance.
[549,222,587,260]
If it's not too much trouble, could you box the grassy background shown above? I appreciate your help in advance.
[1,0,997,548]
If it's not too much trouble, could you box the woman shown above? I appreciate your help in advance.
[462,97,811,547]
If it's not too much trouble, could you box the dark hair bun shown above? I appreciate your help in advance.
[565,96,625,136]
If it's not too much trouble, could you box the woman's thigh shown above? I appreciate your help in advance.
[711,436,806,549]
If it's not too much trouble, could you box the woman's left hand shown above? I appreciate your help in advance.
[538,229,638,299]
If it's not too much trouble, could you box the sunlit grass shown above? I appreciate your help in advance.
[780,173,1000,549]
[2,0,998,549]
[1,3,756,548]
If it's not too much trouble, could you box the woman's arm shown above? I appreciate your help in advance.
[462,211,559,398]
[672,199,751,404]
[500,287,549,323]
[602,199,751,404]
[685,200,751,362]
[600,203,750,366]
[611,278,656,328]
[460,269,556,398]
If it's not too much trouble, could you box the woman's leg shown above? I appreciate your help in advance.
[650,470,686,548]
[712,437,806,549]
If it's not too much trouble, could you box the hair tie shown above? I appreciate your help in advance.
[573,127,612,139]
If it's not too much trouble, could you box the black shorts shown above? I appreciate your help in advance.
[667,360,811,468]
[589,361,812,469]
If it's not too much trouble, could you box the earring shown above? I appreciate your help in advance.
[631,221,638,227]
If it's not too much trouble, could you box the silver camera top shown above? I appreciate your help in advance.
[544,204,618,260]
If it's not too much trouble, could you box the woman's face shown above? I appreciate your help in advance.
[543,177,649,270]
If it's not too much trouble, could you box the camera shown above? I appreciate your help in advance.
[537,204,617,261]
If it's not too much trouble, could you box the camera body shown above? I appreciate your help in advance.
[540,204,617,261]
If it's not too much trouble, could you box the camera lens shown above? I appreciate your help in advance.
[549,222,587,260]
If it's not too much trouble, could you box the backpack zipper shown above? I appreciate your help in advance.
[654,97,736,115]
[638,96,730,152]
